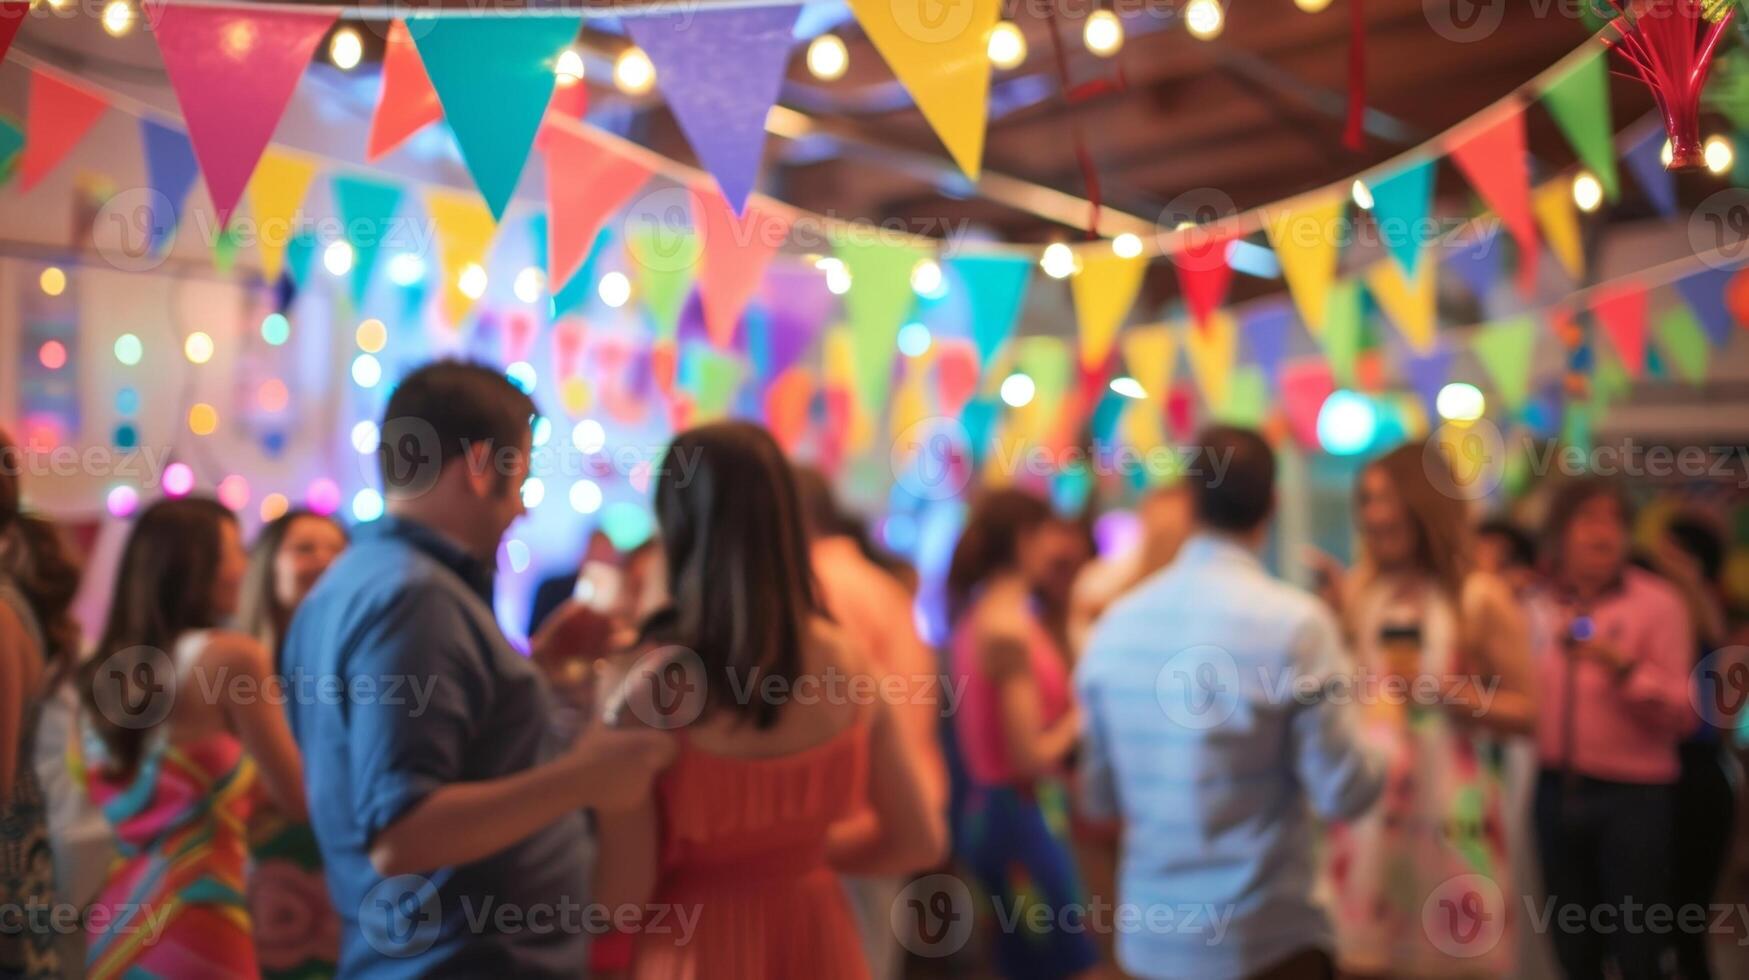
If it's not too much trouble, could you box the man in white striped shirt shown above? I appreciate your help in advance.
[1076,426,1384,980]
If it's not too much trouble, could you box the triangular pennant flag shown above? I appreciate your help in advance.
[0,2,25,67]
[1592,282,1649,378]
[1013,335,1070,439]
[935,339,980,417]
[20,71,108,191]
[1121,325,1176,406]
[1624,127,1678,218]
[681,344,745,421]
[950,254,1032,373]
[1368,158,1436,277]
[1675,266,1735,348]
[1241,299,1296,382]
[1279,358,1335,449]
[245,149,320,283]
[332,174,404,307]
[540,123,651,291]
[835,237,924,414]
[1185,314,1238,410]
[1072,252,1146,370]
[425,187,498,326]
[367,20,445,162]
[1172,230,1236,330]
[412,12,582,220]
[759,263,836,381]
[1402,344,1454,422]
[140,119,199,255]
[765,366,815,453]
[1364,259,1438,352]
[1656,302,1710,385]
[1471,314,1538,410]
[625,7,799,211]
[0,115,22,178]
[1540,50,1619,200]
[145,1,334,225]
[1215,366,1269,427]
[1444,227,1503,301]
[1319,279,1364,386]
[1264,195,1344,334]
[551,226,611,320]
[1122,395,1167,463]
[1531,180,1585,279]
[283,229,317,288]
[1447,108,1538,293]
[692,186,789,349]
[844,0,998,178]
[626,228,702,342]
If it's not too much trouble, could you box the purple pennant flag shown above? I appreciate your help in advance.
[140,119,200,255]
[1675,266,1736,348]
[625,6,800,212]
[758,262,837,382]
[1443,227,1502,301]
[677,291,713,348]
[1624,128,1677,218]
[1401,344,1453,421]
[1240,299,1295,383]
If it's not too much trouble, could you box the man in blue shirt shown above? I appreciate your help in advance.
[283,361,673,978]
[1077,426,1384,980]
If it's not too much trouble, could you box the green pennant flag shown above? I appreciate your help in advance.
[1588,349,1632,418]
[1563,402,1594,454]
[1471,314,1539,411]
[1215,365,1269,426]
[213,224,241,274]
[1656,303,1710,385]
[284,230,317,288]
[412,13,582,220]
[1541,51,1619,200]
[683,343,744,420]
[0,115,22,181]
[1705,50,1749,132]
[333,174,404,307]
[626,229,701,343]
[834,236,924,414]
[1015,335,1071,424]
[1318,279,1363,386]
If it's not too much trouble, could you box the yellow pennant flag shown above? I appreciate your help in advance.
[1532,180,1585,279]
[245,149,319,283]
[1185,313,1236,410]
[1120,324,1175,405]
[1122,395,1167,457]
[1072,252,1147,371]
[846,0,999,179]
[890,370,932,445]
[424,188,498,328]
[1364,259,1438,352]
[823,327,874,453]
[1263,194,1344,336]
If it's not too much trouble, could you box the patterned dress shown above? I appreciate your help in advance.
[247,808,339,980]
[0,581,58,980]
[1325,577,1513,977]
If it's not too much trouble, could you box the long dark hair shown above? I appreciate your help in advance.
[1367,442,1471,599]
[0,428,81,674]
[80,497,237,777]
[946,488,1054,625]
[637,422,820,730]
[236,508,346,663]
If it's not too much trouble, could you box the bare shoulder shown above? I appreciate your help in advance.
[807,614,871,678]
[195,629,274,676]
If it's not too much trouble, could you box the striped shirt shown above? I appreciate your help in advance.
[1076,533,1384,979]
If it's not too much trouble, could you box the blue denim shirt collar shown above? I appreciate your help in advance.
[364,515,496,603]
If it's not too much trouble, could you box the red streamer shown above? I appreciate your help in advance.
[1343,0,1366,152]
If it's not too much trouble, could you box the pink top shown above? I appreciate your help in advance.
[1533,567,1698,784]
[950,613,1072,786]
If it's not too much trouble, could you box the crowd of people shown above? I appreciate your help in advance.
[0,357,1744,980]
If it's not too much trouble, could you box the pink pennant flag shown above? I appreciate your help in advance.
[935,339,980,417]
[145,0,335,226]
[1448,107,1538,294]
[1172,228,1236,330]
[1278,358,1335,449]
[540,123,651,292]
[1593,282,1649,378]
[693,184,789,350]
[0,2,28,68]
[20,70,108,191]
[367,20,444,162]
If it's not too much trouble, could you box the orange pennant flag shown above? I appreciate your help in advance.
[765,366,815,453]
[539,122,652,292]
[367,21,445,161]
[692,185,790,350]
[1448,107,1538,294]
[21,70,108,191]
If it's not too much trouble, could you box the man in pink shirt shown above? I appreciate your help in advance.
[794,466,948,980]
[1532,478,1697,980]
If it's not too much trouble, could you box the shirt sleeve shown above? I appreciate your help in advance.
[1287,607,1385,823]
[1619,583,1699,739]
[344,587,491,842]
[1072,640,1119,823]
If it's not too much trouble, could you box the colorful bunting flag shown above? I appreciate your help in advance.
[950,254,1032,374]
[1185,313,1237,410]
[551,225,611,320]
[332,174,404,307]
[1215,366,1269,427]
[1121,325,1175,407]
[425,187,498,326]
[680,343,744,420]
[1319,279,1364,386]
[1241,299,1296,383]
[246,149,320,283]
[1447,107,1538,293]
[1279,358,1335,449]
[1368,158,1436,277]
[758,262,836,382]
[834,237,924,414]
[1674,266,1735,348]
[1072,253,1146,370]
[1364,258,1438,352]
[693,186,789,349]
[1013,335,1070,439]
[1402,344,1454,422]
[844,0,998,178]
[140,119,199,255]
[1540,50,1619,200]
[0,116,22,179]
[765,366,815,452]
[1592,282,1649,378]
[0,2,25,68]
[145,1,334,225]
[539,123,651,292]
[1444,227,1503,301]
[20,70,108,191]
[1623,127,1678,218]
[626,227,702,342]
[412,12,582,220]
[935,339,980,417]
[624,7,799,212]
[367,20,445,162]
[1655,302,1710,385]
[1471,314,1538,410]
[1172,230,1236,330]
[1531,180,1585,279]
[1264,195,1345,335]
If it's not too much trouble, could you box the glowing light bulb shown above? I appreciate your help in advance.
[458,262,488,300]
[1435,382,1486,423]
[114,333,143,366]
[1185,0,1224,40]
[184,331,214,365]
[106,485,139,519]
[217,474,251,511]
[1571,171,1603,213]
[1040,242,1078,279]
[513,267,546,304]
[1112,232,1143,258]
[1705,134,1735,176]
[506,361,537,393]
[323,240,354,277]
[807,34,849,81]
[37,341,67,371]
[387,253,425,286]
[815,256,851,295]
[260,493,290,522]
[352,489,384,522]
[307,479,341,517]
[39,267,66,296]
[572,419,607,454]
[897,322,933,357]
[329,27,363,71]
[162,463,195,498]
[1000,373,1036,408]
[351,353,382,388]
[188,403,219,437]
[598,271,631,308]
[261,312,291,346]
[1351,179,1374,210]
[351,420,380,454]
[1317,390,1377,456]
[1109,376,1146,399]
[101,0,135,38]
[555,48,585,87]
[614,46,656,95]
[910,258,944,296]
[1084,10,1124,57]
[569,479,604,515]
[1661,139,1675,168]
[521,477,546,509]
[988,21,1027,70]
[355,318,387,353]
[1295,0,1333,11]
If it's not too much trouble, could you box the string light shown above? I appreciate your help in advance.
[910,258,944,296]
[1109,376,1147,399]
[1084,11,1124,57]
[1112,233,1143,259]
[506,361,538,393]
[1350,179,1374,210]
[217,475,251,511]
[815,256,851,295]
[106,486,139,519]
[260,493,290,523]
[513,267,547,304]
[569,479,604,514]
[1435,382,1486,423]
[351,420,380,454]
[1295,0,1333,10]
[257,378,290,412]
[458,262,488,300]
[1185,0,1224,40]
[352,488,385,522]
[1571,171,1604,213]
[329,27,363,71]
[351,353,383,388]
[1040,242,1078,279]
[598,270,631,308]
[184,331,214,364]
[555,48,585,87]
[1317,390,1376,456]
[1000,373,1036,408]
[307,479,342,517]
[988,22,1027,70]
[323,240,354,276]
[386,253,425,286]
[1705,134,1735,176]
[162,463,195,498]
[114,333,143,366]
[521,477,546,509]
[100,0,135,37]
[355,318,387,353]
[39,267,66,296]
[188,403,219,437]
[614,46,656,95]
[897,322,933,357]
[807,34,849,81]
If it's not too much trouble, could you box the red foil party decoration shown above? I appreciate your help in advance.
[1603,0,1736,171]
